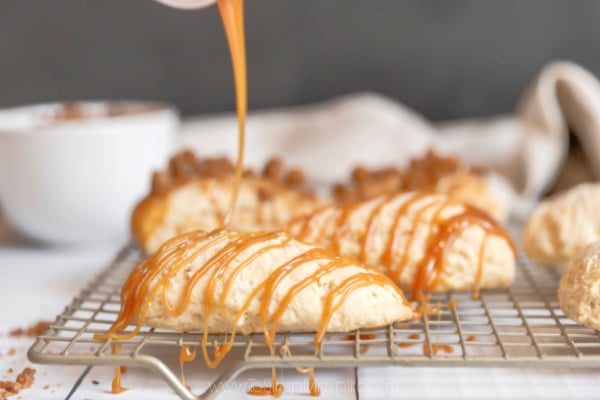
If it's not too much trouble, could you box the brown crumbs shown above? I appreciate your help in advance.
[6,349,15,357]
[0,381,21,393]
[15,368,35,389]
[92,380,99,385]
[151,150,314,197]
[6,369,12,374]
[333,148,484,203]
[43,384,50,390]
[9,321,51,338]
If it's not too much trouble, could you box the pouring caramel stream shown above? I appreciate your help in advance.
[217,0,247,226]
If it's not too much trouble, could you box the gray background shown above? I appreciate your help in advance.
[1,0,599,120]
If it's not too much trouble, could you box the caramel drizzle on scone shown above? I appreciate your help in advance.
[333,149,487,204]
[96,230,407,369]
[290,192,517,300]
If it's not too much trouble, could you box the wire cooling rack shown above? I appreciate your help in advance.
[28,227,600,400]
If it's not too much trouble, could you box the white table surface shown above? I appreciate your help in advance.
[1,214,599,400]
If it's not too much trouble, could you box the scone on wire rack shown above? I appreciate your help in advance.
[523,183,600,267]
[131,151,327,253]
[287,191,517,299]
[333,149,508,222]
[98,229,413,367]
[558,241,600,331]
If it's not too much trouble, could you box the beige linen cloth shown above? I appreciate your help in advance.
[179,61,600,218]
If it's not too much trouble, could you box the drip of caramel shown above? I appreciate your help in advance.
[277,346,321,397]
[179,345,197,387]
[110,344,129,394]
[308,368,320,397]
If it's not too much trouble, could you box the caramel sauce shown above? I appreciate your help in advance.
[383,193,441,281]
[98,230,405,397]
[249,361,283,397]
[447,298,460,312]
[415,294,442,315]
[248,385,283,397]
[411,206,516,300]
[179,345,197,363]
[217,0,247,226]
[293,192,517,302]
[308,368,321,397]
[398,333,420,348]
[110,344,129,394]
[422,343,453,356]
[346,334,376,341]
[346,333,377,354]
[279,347,321,397]
[178,346,197,389]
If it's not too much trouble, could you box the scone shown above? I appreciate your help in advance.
[333,149,507,222]
[287,191,517,298]
[99,229,413,366]
[132,151,327,253]
[523,183,600,266]
[558,241,600,331]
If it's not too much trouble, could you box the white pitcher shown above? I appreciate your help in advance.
[154,0,216,9]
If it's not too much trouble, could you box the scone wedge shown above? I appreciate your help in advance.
[287,191,517,298]
[559,241,600,331]
[523,183,600,266]
[100,229,413,365]
[132,151,327,253]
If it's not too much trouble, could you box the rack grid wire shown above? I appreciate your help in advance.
[28,226,600,400]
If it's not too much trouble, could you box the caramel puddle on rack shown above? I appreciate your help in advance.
[397,333,420,348]
[346,334,377,354]
[97,230,406,397]
[422,343,453,356]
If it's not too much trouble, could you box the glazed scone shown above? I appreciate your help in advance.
[523,183,600,266]
[558,241,600,331]
[333,149,508,222]
[103,229,413,338]
[287,192,517,298]
[132,151,327,253]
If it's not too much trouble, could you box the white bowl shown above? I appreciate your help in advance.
[0,101,178,245]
